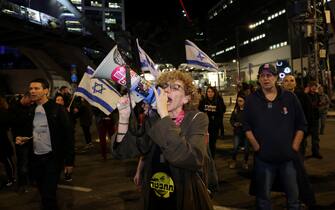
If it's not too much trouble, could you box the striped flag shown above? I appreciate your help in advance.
[75,66,121,115]
[185,39,218,71]
[136,39,160,78]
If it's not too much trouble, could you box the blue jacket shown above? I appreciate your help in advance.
[243,87,307,163]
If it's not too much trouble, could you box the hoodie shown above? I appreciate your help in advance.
[243,87,307,163]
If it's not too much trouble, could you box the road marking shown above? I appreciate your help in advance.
[58,184,92,192]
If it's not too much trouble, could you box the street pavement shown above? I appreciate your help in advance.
[0,112,335,210]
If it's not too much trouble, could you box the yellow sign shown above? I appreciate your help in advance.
[150,172,175,198]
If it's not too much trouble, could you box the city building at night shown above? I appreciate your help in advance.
[207,0,333,89]
[0,0,124,94]
[64,0,125,39]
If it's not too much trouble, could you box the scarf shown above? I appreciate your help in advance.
[173,110,185,126]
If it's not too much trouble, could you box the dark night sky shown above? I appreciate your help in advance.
[125,1,220,24]
[124,0,221,66]
[5,0,221,66]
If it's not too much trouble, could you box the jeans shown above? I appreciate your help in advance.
[232,134,249,161]
[81,125,92,144]
[97,119,116,160]
[16,144,31,186]
[32,152,62,210]
[254,157,300,210]
[208,128,219,158]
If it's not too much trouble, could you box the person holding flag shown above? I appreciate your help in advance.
[75,66,121,160]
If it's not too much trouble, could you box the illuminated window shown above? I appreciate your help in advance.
[67,27,82,32]
[267,9,286,21]
[225,45,236,52]
[250,33,266,42]
[269,41,287,50]
[60,13,75,17]
[108,2,121,8]
[65,20,81,24]
[91,1,102,7]
[249,19,265,29]
[105,18,116,24]
[209,1,234,19]
[215,49,225,55]
[71,0,81,4]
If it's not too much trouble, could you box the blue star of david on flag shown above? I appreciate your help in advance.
[197,52,205,61]
[136,39,160,78]
[185,40,218,71]
[92,82,105,94]
[75,66,121,115]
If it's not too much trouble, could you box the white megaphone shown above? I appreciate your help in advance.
[92,45,126,80]
[93,46,157,106]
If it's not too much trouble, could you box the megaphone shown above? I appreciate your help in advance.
[93,46,156,105]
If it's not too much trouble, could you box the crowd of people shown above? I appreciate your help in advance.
[0,63,333,210]
[0,80,119,209]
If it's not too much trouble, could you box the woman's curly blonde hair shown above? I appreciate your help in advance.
[157,70,199,110]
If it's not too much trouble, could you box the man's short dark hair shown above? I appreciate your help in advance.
[30,78,50,89]
[308,81,318,87]
[258,63,277,76]
[60,86,68,91]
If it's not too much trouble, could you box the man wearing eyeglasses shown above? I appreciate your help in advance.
[243,63,308,210]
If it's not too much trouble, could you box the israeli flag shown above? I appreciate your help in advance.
[136,39,160,78]
[75,66,121,115]
[185,40,218,71]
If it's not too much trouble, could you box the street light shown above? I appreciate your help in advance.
[235,26,241,85]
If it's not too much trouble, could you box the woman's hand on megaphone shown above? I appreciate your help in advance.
[117,95,131,121]
[153,87,168,119]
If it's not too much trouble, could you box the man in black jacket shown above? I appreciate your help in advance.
[244,64,307,210]
[282,75,313,157]
[16,78,74,210]
[306,81,322,158]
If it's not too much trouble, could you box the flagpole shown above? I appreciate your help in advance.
[67,94,76,110]
[217,71,221,92]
